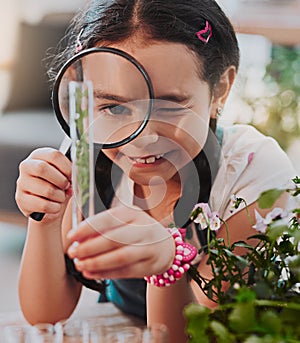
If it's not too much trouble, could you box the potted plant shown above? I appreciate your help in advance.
[185,177,300,342]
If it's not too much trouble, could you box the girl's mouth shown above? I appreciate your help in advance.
[129,154,165,165]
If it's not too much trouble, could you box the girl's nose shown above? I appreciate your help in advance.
[131,121,159,148]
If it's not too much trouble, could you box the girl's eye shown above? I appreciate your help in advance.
[99,104,131,116]
[155,107,187,116]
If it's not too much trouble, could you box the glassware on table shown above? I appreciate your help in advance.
[142,324,169,343]
[2,324,43,343]
[89,325,143,343]
[69,81,95,230]
[89,323,169,343]
[60,318,90,343]
[2,323,65,343]
[32,323,63,343]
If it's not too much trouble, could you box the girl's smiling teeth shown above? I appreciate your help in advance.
[130,154,164,164]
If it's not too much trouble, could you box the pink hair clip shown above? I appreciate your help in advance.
[75,28,84,53]
[196,20,212,44]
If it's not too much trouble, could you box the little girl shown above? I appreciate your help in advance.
[15,1,296,342]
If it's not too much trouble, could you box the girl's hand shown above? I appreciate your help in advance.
[15,147,72,222]
[67,206,175,280]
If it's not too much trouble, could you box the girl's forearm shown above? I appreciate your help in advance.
[18,219,81,325]
[147,277,195,343]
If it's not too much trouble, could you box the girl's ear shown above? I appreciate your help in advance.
[210,66,236,119]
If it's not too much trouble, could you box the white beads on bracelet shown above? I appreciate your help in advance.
[144,227,197,287]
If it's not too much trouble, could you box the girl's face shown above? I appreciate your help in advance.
[99,41,215,186]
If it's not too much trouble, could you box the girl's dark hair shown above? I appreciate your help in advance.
[49,0,239,90]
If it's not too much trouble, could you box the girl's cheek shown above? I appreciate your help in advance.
[102,149,119,162]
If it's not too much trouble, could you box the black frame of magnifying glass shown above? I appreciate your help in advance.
[52,46,154,149]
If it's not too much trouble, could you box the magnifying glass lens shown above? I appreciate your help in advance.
[55,48,153,147]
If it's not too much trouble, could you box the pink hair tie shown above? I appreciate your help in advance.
[144,227,197,287]
[75,28,84,53]
[196,20,212,44]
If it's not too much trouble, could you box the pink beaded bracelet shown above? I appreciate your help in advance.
[144,227,197,287]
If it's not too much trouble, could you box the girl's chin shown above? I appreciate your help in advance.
[128,172,177,186]
[127,163,184,186]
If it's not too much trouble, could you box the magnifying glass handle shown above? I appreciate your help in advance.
[30,212,45,221]
[29,137,72,222]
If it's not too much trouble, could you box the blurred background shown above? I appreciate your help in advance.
[0,0,299,316]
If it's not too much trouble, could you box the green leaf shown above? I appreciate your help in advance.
[210,321,233,343]
[223,248,235,258]
[184,304,210,343]
[232,241,253,250]
[259,310,282,335]
[243,336,266,343]
[292,189,300,197]
[248,234,271,243]
[289,229,300,246]
[209,249,219,256]
[258,189,285,209]
[279,307,300,327]
[267,224,288,241]
[235,255,249,266]
[235,287,256,303]
[278,239,295,254]
[229,302,256,333]
[292,176,300,184]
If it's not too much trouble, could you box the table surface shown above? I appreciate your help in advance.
[0,301,145,326]
[0,302,145,341]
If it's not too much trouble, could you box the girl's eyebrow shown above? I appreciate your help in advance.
[94,90,133,102]
[156,93,191,103]
[94,90,191,104]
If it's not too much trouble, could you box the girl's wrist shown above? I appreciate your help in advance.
[28,217,64,236]
[144,227,197,287]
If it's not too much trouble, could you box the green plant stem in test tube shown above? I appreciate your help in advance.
[69,81,94,229]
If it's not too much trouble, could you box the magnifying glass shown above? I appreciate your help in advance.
[30,47,154,221]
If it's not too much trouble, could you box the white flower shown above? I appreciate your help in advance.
[253,208,291,234]
[194,212,209,230]
[264,207,287,224]
[192,203,221,232]
[192,203,212,230]
[192,203,212,217]
[230,194,237,201]
[253,210,267,233]
[233,283,240,290]
[210,212,221,231]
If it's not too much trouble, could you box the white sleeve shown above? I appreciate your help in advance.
[210,125,297,221]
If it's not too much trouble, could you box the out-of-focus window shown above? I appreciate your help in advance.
[218,0,300,173]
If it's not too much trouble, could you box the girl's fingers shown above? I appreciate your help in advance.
[68,232,121,259]
[29,148,72,181]
[68,222,170,259]
[81,267,141,280]
[20,159,70,191]
[20,177,67,203]
[16,193,62,216]
[67,206,143,242]
[15,147,72,219]
[66,206,175,279]
[78,256,150,280]
[69,205,171,244]
[74,245,146,273]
